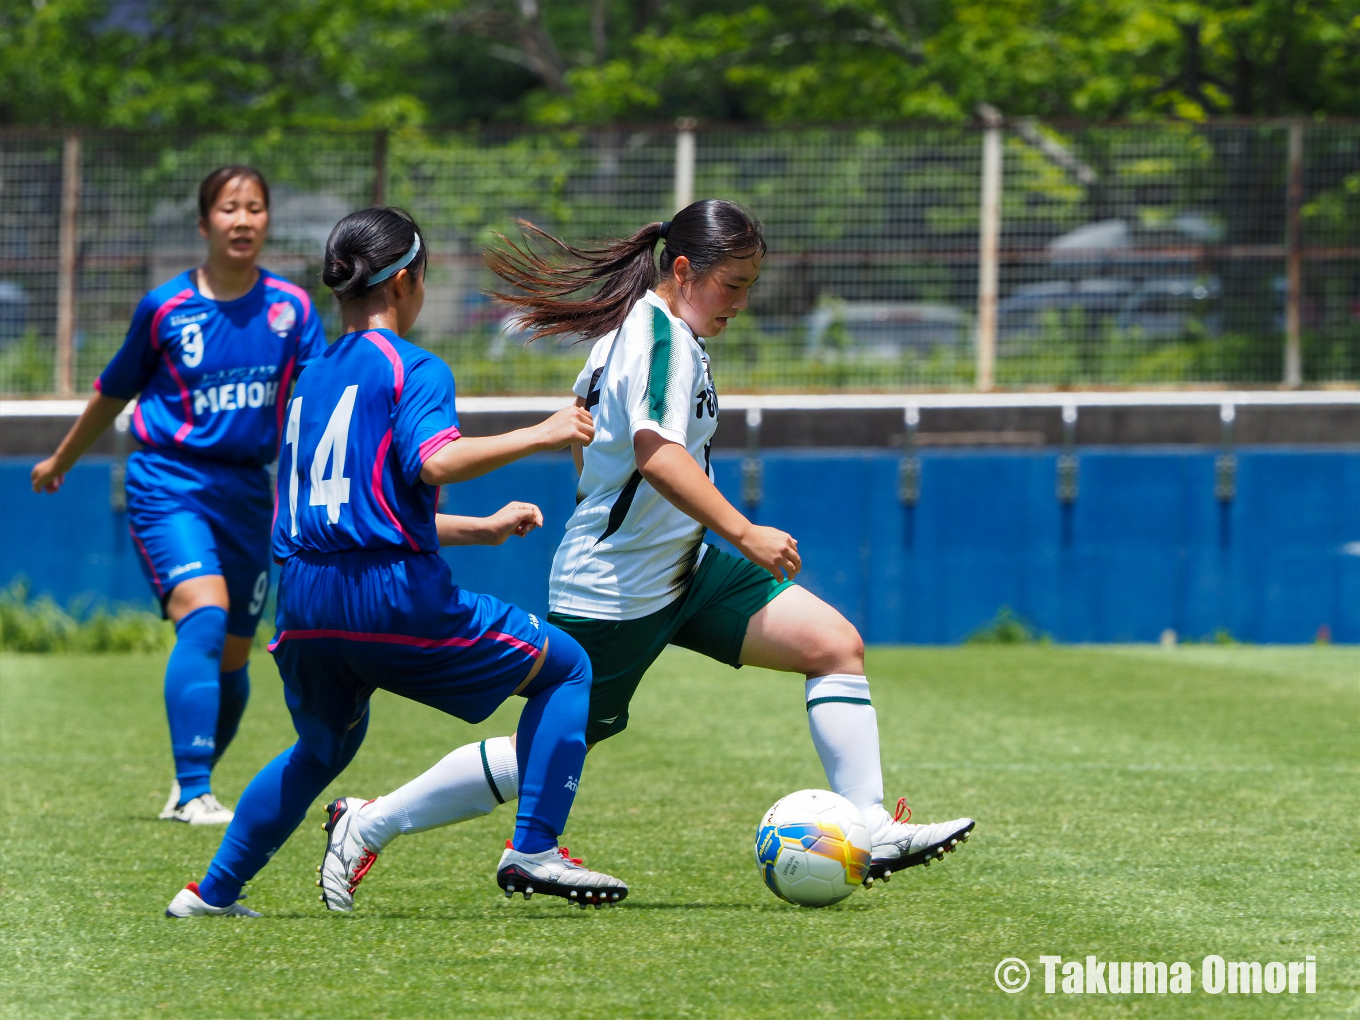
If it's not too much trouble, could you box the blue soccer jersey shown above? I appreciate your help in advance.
[97,269,328,466]
[273,329,462,559]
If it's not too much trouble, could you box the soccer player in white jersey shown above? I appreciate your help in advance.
[314,200,973,910]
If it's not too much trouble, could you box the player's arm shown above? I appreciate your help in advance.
[436,502,543,546]
[571,395,587,476]
[633,429,801,582]
[31,394,131,493]
[420,405,594,486]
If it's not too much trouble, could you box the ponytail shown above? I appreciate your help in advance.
[487,199,766,342]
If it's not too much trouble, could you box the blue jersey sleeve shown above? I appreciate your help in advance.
[392,357,460,486]
[96,293,159,398]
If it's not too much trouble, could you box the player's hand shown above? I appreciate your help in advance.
[484,502,543,545]
[31,456,66,494]
[739,525,801,582]
[536,406,594,451]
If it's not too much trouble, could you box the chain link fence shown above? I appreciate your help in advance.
[1,122,1355,396]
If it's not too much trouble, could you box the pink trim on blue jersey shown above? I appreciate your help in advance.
[363,331,405,402]
[132,402,153,445]
[267,626,540,658]
[160,348,195,445]
[263,274,313,325]
[149,288,194,352]
[418,425,461,462]
[371,428,421,551]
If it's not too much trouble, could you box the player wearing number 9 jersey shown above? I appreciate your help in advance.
[165,207,627,918]
[32,166,326,827]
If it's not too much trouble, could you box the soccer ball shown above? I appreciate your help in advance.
[754,789,872,907]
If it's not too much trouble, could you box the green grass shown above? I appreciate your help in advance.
[1,646,1357,1019]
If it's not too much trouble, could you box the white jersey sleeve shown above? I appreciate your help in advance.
[617,302,698,446]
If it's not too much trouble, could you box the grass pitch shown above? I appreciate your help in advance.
[1,645,1356,1019]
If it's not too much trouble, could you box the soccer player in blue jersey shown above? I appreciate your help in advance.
[165,206,627,917]
[32,167,326,826]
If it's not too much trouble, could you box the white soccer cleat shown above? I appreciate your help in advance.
[316,798,379,912]
[496,842,628,908]
[867,799,974,882]
[160,791,234,825]
[165,882,261,918]
[158,781,182,820]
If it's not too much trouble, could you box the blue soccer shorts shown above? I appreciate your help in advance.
[268,550,547,733]
[124,448,273,637]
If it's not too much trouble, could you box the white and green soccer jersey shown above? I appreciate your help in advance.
[548,290,719,620]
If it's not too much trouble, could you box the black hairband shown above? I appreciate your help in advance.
[659,220,671,240]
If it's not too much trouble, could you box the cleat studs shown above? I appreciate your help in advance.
[316,880,322,888]
[504,888,513,899]
[611,892,619,901]
[319,894,326,903]
[569,890,577,899]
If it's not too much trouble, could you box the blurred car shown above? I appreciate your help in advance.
[997,276,1221,349]
[488,312,594,359]
[806,300,971,359]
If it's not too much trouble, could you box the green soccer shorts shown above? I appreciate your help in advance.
[548,545,796,744]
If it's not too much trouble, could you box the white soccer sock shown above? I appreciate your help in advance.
[356,736,519,852]
[804,674,893,838]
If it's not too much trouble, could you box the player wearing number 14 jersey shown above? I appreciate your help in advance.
[166,206,626,918]
[33,166,326,826]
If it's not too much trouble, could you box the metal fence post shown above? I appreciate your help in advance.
[1283,121,1304,388]
[55,132,82,397]
[975,107,1003,392]
[742,407,763,512]
[674,118,696,214]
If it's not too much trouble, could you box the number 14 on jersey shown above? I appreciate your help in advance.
[284,385,357,534]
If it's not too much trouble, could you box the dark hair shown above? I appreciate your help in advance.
[197,165,270,220]
[322,206,428,302]
[486,199,765,342]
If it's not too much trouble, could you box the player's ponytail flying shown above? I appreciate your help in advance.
[486,199,765,342]
[323,206,428,302]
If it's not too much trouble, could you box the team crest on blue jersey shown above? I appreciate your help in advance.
[267,301,296,336]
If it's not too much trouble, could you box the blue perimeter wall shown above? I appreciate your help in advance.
[3,448,1358,645]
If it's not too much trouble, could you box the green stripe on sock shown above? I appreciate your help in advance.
[479,740,506,804]
[806,696,873,710]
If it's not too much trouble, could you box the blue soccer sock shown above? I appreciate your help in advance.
[165,606,228,804]
[212,664,251,768]
[198,714,367,908]
[512,626,591,855]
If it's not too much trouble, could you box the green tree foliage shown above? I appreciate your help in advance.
[2,0,1357,129]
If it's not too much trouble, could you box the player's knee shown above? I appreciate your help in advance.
[537,625,592,691]
[806,617,864,675]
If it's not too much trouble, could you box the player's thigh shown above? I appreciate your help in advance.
[273,640,373,770]
[129,504,226,617]
[204,483,274,641]
[373,590,546,725]
[548,612,673,745]
[737,585,864,677]
[670,548,792,667]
